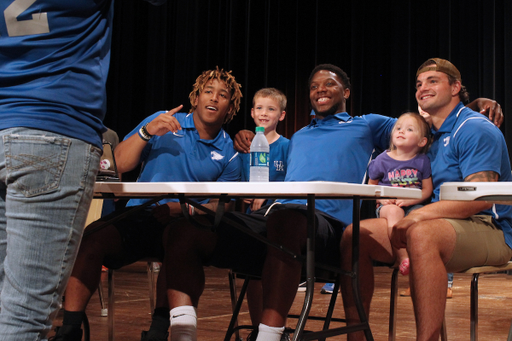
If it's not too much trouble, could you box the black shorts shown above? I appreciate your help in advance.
[98,206,167,269]
[206,203,345,276]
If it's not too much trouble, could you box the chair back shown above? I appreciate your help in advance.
[97,142,120,182]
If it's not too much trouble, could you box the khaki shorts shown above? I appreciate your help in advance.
[445,215,512,272]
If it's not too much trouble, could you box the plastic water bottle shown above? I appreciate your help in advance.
[249,126,269,182]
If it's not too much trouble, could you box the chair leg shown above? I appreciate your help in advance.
[228,271,240,341]
[388,268,399,341]
[98,280,108,317]
[225,271,249,341]
[318,277,341,341]
[83,312,91,341]
[470,273,480,341]
[507,318,512,341]
[108,269,115,341]
[440,314,448,341]
[147,262,158,315]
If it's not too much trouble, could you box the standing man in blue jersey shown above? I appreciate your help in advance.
[0,0,166,340]
[51,67,242,341]
[340,58,512,341]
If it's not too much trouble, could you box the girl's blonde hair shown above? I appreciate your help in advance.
[389,112,431,154]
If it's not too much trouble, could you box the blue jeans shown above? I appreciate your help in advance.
[0,128,101,340]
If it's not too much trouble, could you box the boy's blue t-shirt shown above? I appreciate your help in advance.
[125,112,241,207]
[241,135,289,211]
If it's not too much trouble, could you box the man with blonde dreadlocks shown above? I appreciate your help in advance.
[49,67,243,341]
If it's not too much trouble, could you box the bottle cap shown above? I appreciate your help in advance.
[255,126,264,132]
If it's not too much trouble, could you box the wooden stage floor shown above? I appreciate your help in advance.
[51,263,512,340]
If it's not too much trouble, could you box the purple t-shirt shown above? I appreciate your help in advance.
[368,152,431,189]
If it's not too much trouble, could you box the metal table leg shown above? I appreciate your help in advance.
[292,196,374,341]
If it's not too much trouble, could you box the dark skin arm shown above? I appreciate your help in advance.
[467,98,503,127]
[115,105,183,173]
[234,99,503,154]
[233,129,254,153]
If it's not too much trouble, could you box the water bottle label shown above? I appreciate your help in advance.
[250,152,269,167]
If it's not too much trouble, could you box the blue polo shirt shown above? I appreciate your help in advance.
[125,111,241,207]
[427,102,512,248]
[278,112,395,225]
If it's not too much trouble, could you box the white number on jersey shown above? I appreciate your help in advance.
[3,0,49,37]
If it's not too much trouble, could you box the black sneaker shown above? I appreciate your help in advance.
[48,326,83,341]
[246,328,291,341]
[140,329,169,341]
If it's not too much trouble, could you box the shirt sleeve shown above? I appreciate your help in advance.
[367,157,382,181]
[217,152,242,182]
[420,154,432,179]
[454,118,504,178]
[361,114,397,151]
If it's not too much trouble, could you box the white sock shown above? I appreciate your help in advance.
[255,323,285,341]
[170,306,197,341]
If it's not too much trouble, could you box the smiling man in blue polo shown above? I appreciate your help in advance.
[50,67,242,341]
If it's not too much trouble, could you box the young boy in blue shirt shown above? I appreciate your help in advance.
[239,88,289,326]
[241,88,289,210]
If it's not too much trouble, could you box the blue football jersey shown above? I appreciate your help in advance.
[0,0,114,148]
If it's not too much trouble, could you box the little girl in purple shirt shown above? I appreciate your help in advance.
[368,112,433,275]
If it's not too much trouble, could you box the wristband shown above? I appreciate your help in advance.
[138,123,153,142]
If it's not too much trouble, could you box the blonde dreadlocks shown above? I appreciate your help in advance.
[189,67,243,124]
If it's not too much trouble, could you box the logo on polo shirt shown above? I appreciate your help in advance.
[443,136,450,147]
[211,151,225,161]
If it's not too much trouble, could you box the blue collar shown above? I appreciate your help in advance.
[431,102,467,134]
[186,112,228,150]
[310,112,352,125]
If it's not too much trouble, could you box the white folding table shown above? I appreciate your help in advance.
[94,181,421,341]
[440,181,512,204]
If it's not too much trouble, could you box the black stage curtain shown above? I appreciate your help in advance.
[105,0,512,157]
